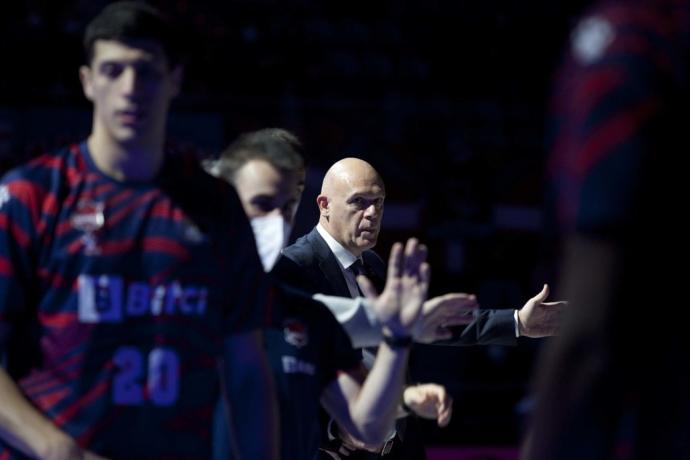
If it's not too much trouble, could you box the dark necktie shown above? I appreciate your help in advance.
[348,259,366,297]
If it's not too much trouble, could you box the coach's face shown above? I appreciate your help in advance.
[318,159,385,257]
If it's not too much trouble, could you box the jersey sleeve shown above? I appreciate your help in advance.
[549,6,680,236]
[0,172,39,354]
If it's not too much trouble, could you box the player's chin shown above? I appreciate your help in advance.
[112,127,144,144]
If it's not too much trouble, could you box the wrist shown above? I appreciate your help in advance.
[382,328,413,348]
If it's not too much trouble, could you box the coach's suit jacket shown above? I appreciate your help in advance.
[272,227,517,347]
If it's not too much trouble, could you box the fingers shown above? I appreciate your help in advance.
[438,315,474,327]
[386,242,404,285]
[404,259,429,329]
[403,238,427,279]
[422,293,477,327]
[418,261,431,297]
[423,293,478,315]
[424,384,453,427]
[436,292,477,304]
[386,238,429,283]
[432,326,453,341]
[542,300,568,308]
[437,393,453,427]
[409,384,453,427]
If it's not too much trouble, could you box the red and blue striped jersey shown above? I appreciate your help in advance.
[0,141,273,459]
[548,0,690,236]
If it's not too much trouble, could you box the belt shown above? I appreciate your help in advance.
[323,418,400,458]
[321,434,397,458]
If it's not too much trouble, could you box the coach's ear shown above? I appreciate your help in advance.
[317,195,329,220]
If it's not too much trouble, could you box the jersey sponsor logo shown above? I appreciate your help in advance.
[78,274,208,323]
[283,318,308,348]
[281,355,315,376]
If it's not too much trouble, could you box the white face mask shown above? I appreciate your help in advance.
[250,214,292,272]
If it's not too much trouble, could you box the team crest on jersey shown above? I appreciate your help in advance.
[283,318,308,348]
[71,199,105,255]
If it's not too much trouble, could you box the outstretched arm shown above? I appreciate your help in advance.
[415,293,479,343]
[313,284,479,347]
[433,283,567,346]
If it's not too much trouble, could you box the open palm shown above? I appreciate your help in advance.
[358,238,430,338]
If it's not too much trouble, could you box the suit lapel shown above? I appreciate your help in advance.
[308,229,354,298]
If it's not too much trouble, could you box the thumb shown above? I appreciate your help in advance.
[531,283,549,303]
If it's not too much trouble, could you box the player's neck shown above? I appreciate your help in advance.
[87,129,165,182]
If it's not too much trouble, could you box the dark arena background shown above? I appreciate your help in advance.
[0,1,594,458]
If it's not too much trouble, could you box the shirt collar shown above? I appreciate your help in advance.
[316,223,360,270]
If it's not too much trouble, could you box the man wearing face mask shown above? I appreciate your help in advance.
[205,129,303,271]
[206,128,454,460]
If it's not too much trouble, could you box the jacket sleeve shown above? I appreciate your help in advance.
[434,308,517,346]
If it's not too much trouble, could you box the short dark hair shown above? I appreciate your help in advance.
[83,1,182,67]
[213,128,306,183]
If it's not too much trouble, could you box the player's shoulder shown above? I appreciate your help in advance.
[3,144,80,184]
[1,143,83,208]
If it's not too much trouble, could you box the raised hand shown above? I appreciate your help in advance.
[416,293,479,343]
[358,238,430,339]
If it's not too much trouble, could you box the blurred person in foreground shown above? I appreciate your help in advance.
[0,3,278,459]
[524,0,690,458]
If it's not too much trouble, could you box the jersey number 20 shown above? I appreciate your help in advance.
[113,346,180,406]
